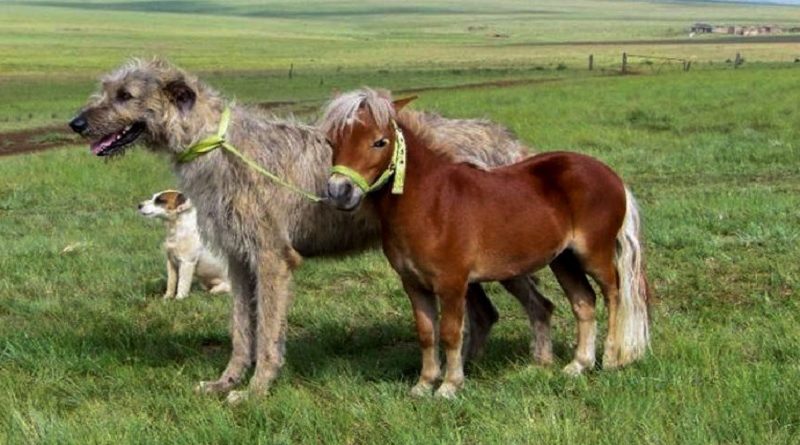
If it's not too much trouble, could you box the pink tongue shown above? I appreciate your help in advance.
[90,133,117,155]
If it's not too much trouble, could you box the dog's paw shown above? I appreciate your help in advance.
[562,360,591,377]
[162,292,175,299]
[175,293,189,300]
[195,380,233,396]
[226,390,249,406]
[209,283,231,294]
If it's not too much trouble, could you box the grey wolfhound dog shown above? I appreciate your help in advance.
[70,58,552,402]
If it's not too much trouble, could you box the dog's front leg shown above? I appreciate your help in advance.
[164,258,178,299]
[196,256,255,397]
[226,249,294,404]
[175,261,197,299]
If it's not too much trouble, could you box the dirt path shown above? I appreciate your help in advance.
[0,125,80,157]
[0,76,561,157]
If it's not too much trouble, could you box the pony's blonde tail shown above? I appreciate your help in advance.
[610,188,650,367]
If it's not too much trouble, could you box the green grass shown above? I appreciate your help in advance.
[3,0,800,131]
[2,64,799,444]
[2,1,800,443]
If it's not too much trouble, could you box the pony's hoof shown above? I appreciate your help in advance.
[410,382,433,397]
[562,361,588,377]
[434,382,460,399]
[195,380,233,396]
[226,390,249,405]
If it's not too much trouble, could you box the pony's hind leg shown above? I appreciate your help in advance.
[434,280,469,399]
[402,279,441,397]
[501,275,555,365]
[580,249,624,370]
[550,251,597,376]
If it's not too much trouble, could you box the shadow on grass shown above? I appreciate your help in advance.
[62,300,576,385]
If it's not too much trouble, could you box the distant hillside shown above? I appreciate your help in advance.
[666,0,800,5]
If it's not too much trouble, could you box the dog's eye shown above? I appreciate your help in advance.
[116,90,133,102]
[373,138,389,149]
[154,195,166,204]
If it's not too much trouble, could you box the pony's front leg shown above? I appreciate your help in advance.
[402,279,440,397]
[435,281,468,399]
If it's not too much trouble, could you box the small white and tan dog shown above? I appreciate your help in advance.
[138,190,230,299]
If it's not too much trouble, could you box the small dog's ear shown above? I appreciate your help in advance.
[165,79,196,113]
[175,193,192,213]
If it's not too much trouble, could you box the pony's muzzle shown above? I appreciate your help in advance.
[326,175,364,211]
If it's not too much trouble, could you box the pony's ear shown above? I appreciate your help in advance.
[164,79,196,113]
[393,95,418,111]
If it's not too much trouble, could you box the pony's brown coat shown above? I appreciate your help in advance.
[326,101,650,396]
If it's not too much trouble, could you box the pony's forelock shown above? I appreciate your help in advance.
[321,88,396,142]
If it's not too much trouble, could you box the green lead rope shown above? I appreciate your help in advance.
[329,120,407,195]
[176,106,324,203]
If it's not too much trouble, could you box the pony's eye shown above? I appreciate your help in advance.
[373,138,389,149]
[116,90,133,102]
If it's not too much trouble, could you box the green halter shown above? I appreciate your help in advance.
[329,120,406,195]
[176,106,323,203]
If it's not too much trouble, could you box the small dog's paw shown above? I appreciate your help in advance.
[175,293,189,300]
[209,283,231,294]
[163,293,175,299]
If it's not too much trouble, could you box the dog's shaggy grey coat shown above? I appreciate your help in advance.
[73,58,543,402]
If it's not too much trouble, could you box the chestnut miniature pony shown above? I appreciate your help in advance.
[323,92,649,398]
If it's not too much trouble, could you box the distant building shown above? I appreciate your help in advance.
[691,23,713,33]
[693,23,786,36]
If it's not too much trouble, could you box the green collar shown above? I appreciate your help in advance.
[330,120,407,195]
[176,106,232,163]
[176,106,323,203]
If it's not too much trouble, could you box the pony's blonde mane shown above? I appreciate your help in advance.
[320,88,435,146]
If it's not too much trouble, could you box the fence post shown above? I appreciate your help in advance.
[622,52,628,74]
[588,54,594,71]
[289,63,294,79]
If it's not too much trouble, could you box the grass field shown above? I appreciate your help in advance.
[2,1,800,444]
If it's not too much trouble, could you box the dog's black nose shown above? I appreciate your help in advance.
[137,203,143,210]
[69,115,88,134]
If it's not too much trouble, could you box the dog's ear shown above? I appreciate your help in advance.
[175,193,192,213]
[164,79,196,113]
[392,95,418,112]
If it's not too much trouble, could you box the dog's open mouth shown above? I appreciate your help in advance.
[90,121,146,156]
